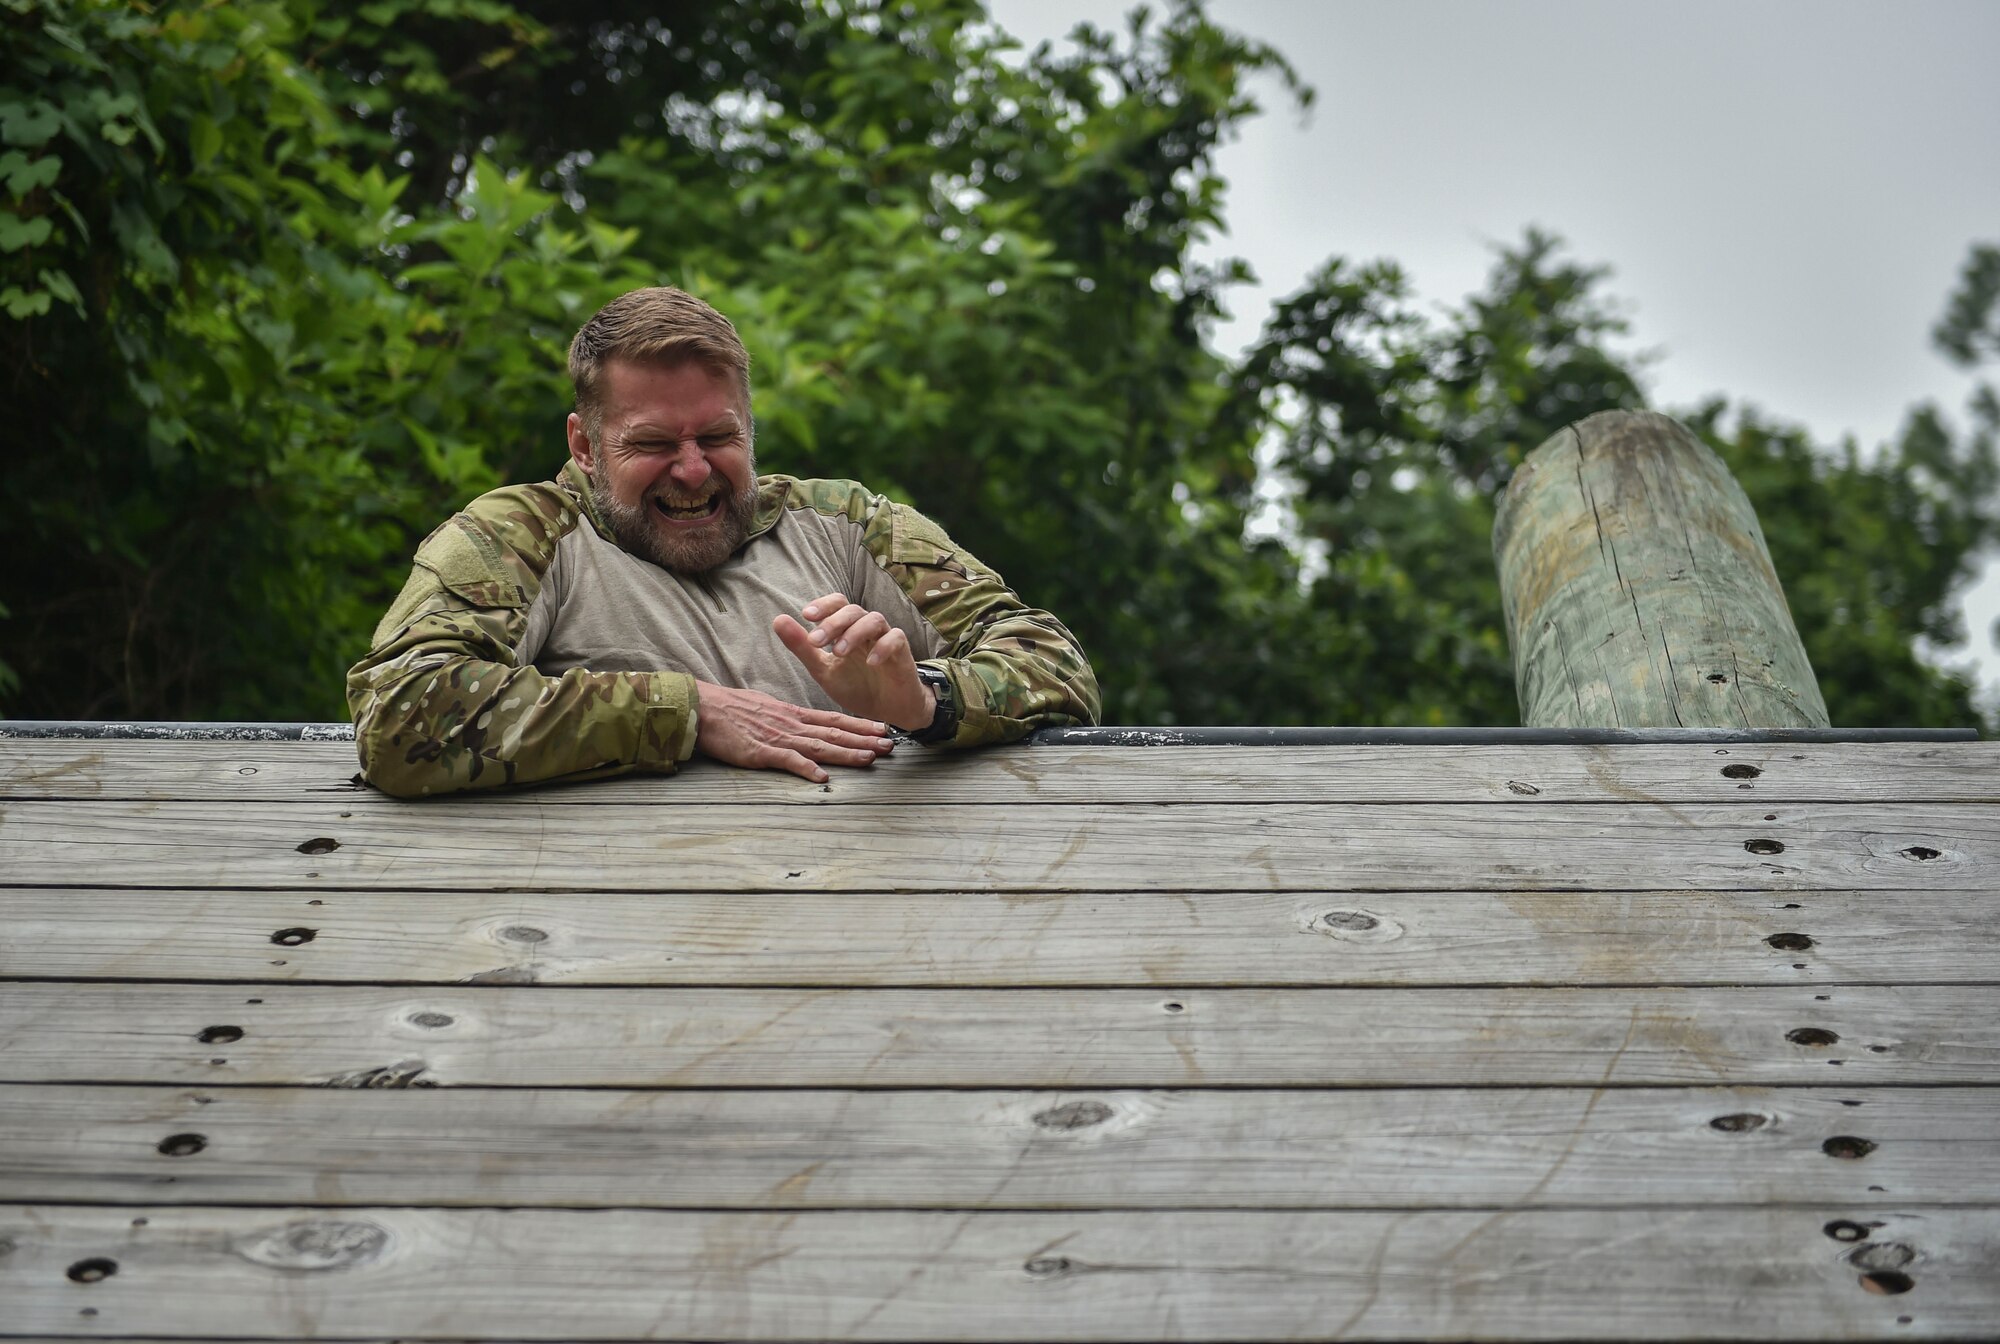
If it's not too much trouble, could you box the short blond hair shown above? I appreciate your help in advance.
[568,286,751,440]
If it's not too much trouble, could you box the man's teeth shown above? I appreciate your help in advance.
[655,497,717,519]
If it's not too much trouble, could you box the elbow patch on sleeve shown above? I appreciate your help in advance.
[881,505,1015,656]
[416,518,532,610]
[886,502,966,573]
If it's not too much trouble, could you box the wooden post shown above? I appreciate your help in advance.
[1492,409,1828,728]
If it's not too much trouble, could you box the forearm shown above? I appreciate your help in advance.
[857,498,1100,746]
[934,604,1101,746]
[348,640,697,797]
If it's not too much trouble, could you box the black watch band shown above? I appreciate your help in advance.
[908,666,959,745]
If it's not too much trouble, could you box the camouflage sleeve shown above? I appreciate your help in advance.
[345,483,699,797]
[822,483,1101,746]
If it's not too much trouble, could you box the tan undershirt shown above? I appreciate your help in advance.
[517,502,947,714]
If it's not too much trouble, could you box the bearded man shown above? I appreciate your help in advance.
[346,286,1100,796]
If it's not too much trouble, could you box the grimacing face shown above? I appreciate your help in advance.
[566,357,757,575]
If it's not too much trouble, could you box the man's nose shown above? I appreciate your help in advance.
[666,440,711,488]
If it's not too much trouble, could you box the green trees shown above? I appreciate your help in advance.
[1,0,647,715]
[1237,230,1999,728]
[2,0,1991,728]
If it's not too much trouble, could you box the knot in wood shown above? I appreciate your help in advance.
[408,1011,454,1029]
[156,1132,207,1157]
[497,925,548,945]
[1033,1101,1114,1132]
[1822,1135,1878,1160]
[270,927,317,946]
[1023,1256,1076,1279]
[1707,1113,1768,1133]
[1720,763,1762,779]
[1744,838,1785,855]
[1900,846,1942,862]
[321,1059,431,1089]
[235,1219,389,1272]
[1314,908,1404,944]
[66,1257,117,1284]
[1823,1220,1873,1243]
[1787,1026,1838,1047]
[1850,1241,1915,1272]
[295,837,340,855]
[1765,932,1814,951]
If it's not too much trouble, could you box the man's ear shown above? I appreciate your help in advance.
[565,412,596,474]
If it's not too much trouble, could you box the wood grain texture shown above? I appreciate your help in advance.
[4,739,1992,1342]
[2,1084,1988,1209]
[3,739,1995,804]
[2,799,1989,891]
[0,984,1989,1087]
[5,887,1993,987]
[2,1204,1990,1339]
[1495,410,1830,729]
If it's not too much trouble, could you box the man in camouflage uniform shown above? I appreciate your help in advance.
[346,286,1100,796]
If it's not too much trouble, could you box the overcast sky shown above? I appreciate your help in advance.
[986,0,2000,701]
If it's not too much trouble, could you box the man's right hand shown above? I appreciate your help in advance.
[692,680,894,783]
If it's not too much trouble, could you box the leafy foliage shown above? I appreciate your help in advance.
[0,0,645,714]
[1698,399,1996,727]
[1236,230,1998,727]
[1935,243,2000,368]
[1,0,1991,729]
[1231,232,1652,725]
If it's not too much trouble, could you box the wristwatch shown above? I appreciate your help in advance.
[907,665,960,745]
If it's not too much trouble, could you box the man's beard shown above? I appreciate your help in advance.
[590,460,758,575]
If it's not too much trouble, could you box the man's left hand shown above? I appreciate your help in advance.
[774,594,936,731]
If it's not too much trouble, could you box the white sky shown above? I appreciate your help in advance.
[986,0,2000,703]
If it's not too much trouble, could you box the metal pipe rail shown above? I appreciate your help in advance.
[0,721,1977,744]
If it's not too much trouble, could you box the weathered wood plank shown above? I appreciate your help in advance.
[0,799,1987,891]
[2,1204,1988,1339]
[3,739,1993,804]
[0,984,1989,1087]
[4,887,1991,987]
[2,1084,1987,1209]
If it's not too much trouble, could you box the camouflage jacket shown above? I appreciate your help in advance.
[346,464,1100,795]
